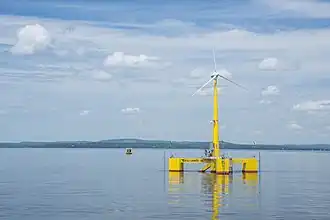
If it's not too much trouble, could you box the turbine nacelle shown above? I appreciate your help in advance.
[210,72,220,78]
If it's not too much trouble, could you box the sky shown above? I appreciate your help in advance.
[1,0,330,144]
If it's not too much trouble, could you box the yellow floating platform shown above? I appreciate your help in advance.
[168,156,258,174]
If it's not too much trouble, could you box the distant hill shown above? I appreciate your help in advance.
[0,138,329,151]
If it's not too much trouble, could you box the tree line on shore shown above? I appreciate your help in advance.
[0,138,329,151]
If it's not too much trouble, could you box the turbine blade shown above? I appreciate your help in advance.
[212,49,217,72]
[192,76,216,96]
[218,75,248,91]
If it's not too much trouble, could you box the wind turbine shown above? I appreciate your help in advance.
[192,49,247,96]
[192,49,247,158]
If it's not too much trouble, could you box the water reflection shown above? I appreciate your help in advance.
[242,173,258,186]
[168,172,184,185]
[168,172,259,219]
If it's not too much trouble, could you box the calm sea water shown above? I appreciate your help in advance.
[0,148,330,219]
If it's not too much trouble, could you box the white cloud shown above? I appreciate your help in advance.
[161,28,330,53]
[76,47,85,56]
[121,107,140,114]
[260,0,330,18]
[0,110,7,115]
[103,52,159,68]
[53,50,69,56]
[259,100,272,105]
[1,14,330,144]
[154,19,196,29]
[195,87,222,96]
[258,57,278,70]
[258,57,298,71]
[90,19,198,34]
[10,24,51,55]
[92,70,112,81]
[217,69,233,79]
[189,68,205,78]
[253,130,263,135]
[1,15,330,55]
[261,85,280,96]
[293,100,330,112]
[79,110,89,116]
[288,121,302,130]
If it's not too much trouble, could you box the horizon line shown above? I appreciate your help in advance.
[0,137,329,146]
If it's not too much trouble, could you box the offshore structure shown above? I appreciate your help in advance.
[168,51,259,174]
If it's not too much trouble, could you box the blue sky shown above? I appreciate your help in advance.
[1,0,330,144]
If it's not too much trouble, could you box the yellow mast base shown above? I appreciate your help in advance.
[168,157,258,174]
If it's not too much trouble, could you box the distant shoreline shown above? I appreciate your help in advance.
[0,139,329,151]
[0,146,329,152]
